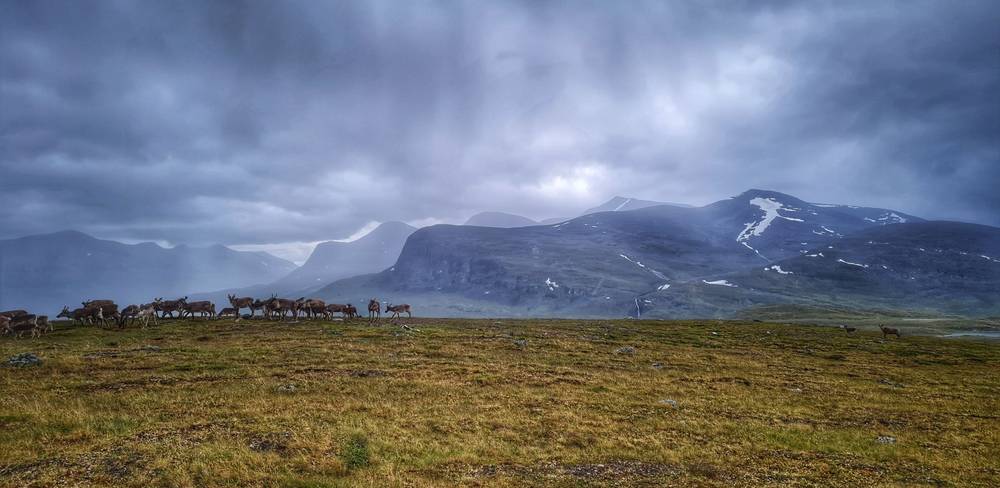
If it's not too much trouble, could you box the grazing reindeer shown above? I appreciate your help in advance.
[0,316,9,336]
[228,294,256,318]
[345,304,358,319]
[879,325,901,339]
[181,301,216,319]
[325,304,351,319]
[367,299,380,323]
[385,303,412,319]
[841,325,857,334]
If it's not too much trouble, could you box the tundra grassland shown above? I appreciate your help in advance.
[1,318,998,487]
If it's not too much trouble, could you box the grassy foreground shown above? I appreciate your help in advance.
[1,318,998,487]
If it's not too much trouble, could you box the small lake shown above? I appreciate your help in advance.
[941,331,1000,340]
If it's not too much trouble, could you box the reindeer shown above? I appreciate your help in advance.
[35,316,50,334]
[135,304,158,328]
[385,303,412,319]
[300,299,327,320]
[367,299,380,323]
[158,297,188,319]
[840,325,857,334]
[345,304,359,319]
[0,309,28,320]
[121,305,140,326]
[82,299,115,309]
[228,294,256,318]
[58,306,91,325]
[325,303,349,319]
[4,314,39,338]
[217,307,238,319]
[181,301,216,319]
[879,325,901,339]
[275,298,300,320]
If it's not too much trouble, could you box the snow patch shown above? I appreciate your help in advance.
[736,198,805,255]
[703,279,737,287]
[613,198,632,211]
[545,277,559,290]
[837,259,868,268]
[876,212,908,224]
[765,265,793,275]
[806,252,824,258]
[657,283,671,291]
[619,253,667,279]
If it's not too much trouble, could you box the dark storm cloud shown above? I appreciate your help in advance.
[2,0,998,251]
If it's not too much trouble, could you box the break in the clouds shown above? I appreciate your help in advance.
[2,0,998,250]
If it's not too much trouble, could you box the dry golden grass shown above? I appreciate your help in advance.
[1,318,998,487]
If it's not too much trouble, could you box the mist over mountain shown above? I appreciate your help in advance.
[271,221,416,292]
[463,212,538,228]
[316,190,996,318]
[582,196,692,215]
[0,231,295,314]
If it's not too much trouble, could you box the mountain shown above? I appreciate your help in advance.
[314,190,983,318]
[269,221,416,293]
[582,196,691,215]
[0,230,295,314]
[643,221,1000,317]
[464,212,538,228]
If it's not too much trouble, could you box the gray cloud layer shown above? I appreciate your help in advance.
[2,0,998,247]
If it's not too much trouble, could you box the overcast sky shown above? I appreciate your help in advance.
[2,0,998,260]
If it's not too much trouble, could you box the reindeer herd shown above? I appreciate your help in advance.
[1,295,413,339]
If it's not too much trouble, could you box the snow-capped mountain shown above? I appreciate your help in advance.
[316,190,990,318]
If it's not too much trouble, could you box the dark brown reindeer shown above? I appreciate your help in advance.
[840,325,857,334]
[0,309,29,320]
[58,306,93,325]
[228,294,256,318]
[261,295,298,320]
[367,298,380,323]
[81,302,119,328]
[261,295,281,320]
[385,303,411,319]
[181,301,216,319]
[82,299,115,309]
[326,303,355,320]
[301,299,327,319]
[158,297,188,318]
[344,304,358,319]
[879,325,901,339]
